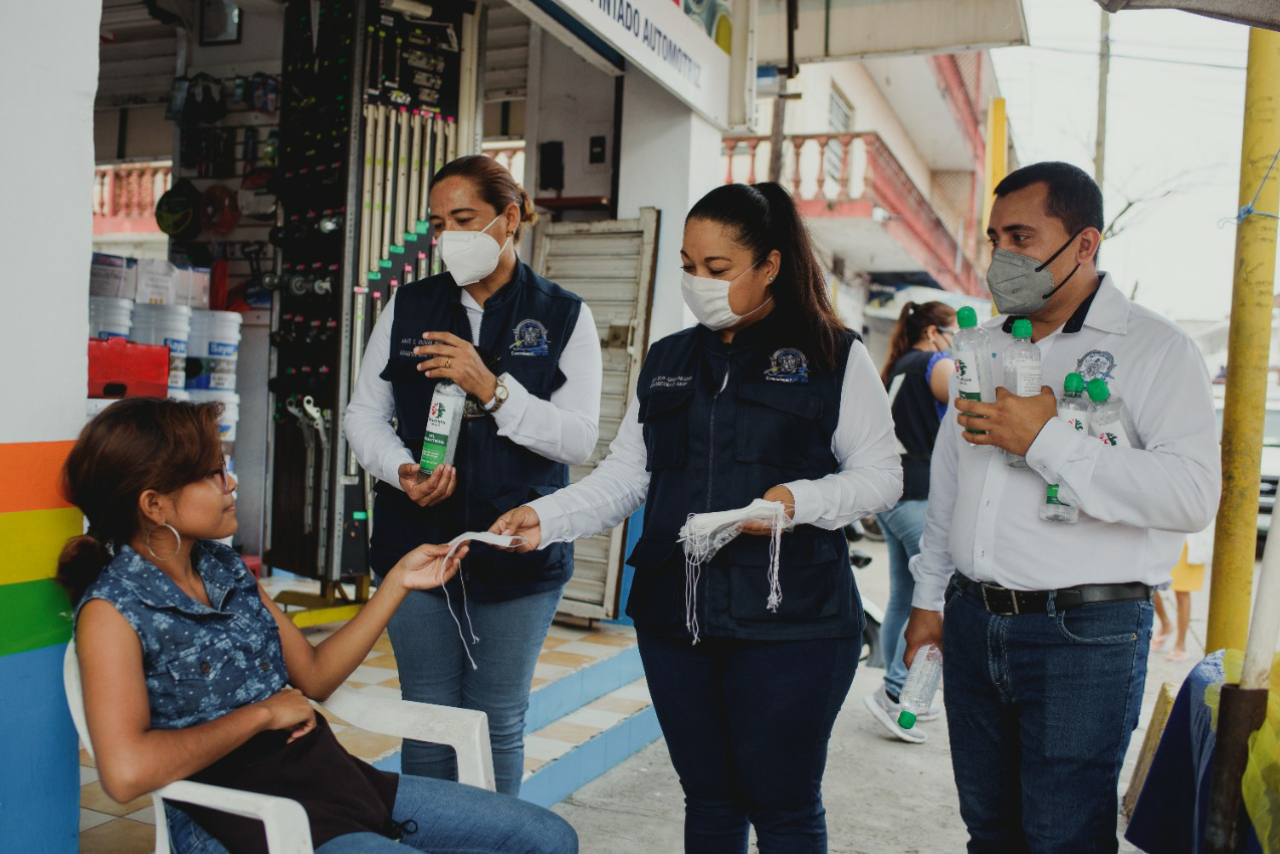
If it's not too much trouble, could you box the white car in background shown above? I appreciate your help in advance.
[1213,396,1280,535]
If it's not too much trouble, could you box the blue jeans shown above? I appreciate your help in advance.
[167,773,577,853]
[876,499,929,696]
[384,584,563,796]
[637,631,859,854]
[942,577,1153,853]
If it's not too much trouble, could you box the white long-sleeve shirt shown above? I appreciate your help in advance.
[909,275,1221,611]
[529,338,903,545]
[343,286,603,488]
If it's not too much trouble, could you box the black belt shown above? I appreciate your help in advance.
[953,573,1152,616]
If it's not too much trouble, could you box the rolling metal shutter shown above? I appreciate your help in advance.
[533,209,660,619]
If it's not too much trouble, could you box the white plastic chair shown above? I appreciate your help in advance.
[65,640,496,853]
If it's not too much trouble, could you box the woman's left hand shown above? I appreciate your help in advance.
[415,331,498,401]
[392,542,468,590]
[741,485,796,535]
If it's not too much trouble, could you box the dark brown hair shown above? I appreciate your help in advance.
[57,398,225,605]
[432,155,539,238]
[687,182,848,371]
[880,300,957,384]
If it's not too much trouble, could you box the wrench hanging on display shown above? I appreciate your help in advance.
[302,395,331,572]
[286,396,317,535]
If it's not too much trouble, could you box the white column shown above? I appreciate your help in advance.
[616,71,723,342]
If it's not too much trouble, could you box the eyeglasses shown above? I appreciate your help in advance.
[209,460,235,494]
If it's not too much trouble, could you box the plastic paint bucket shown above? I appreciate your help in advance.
[189,389,240,443]
[186,310,243,391]
[89,296,133,340]
[131,303,192,390]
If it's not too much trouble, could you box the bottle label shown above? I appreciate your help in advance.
[955,350,981,400]
[1060,409,1089,434]
[1099,422,1133,448]
[1045,484,1071,507]
[419,397,455,472]
[1014,365,1042,397]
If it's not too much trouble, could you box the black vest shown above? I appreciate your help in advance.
[373,263,583,602]
[885,349,944,502]
[625,317,862,640]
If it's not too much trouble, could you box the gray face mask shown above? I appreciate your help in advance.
[986,228,1085,316]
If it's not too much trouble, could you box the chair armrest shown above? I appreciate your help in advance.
[152,780,313,854]
[321,686,496,791]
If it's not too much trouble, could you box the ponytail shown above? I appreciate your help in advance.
[57,533,115,608]
[687,182,846,370]
[880,300,957,385]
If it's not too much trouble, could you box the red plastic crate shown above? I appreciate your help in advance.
[87,337,169,399]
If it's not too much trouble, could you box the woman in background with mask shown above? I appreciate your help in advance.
[491,182,902,852]
[343,155,602,796]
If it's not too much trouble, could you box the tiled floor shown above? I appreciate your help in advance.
[77,576,641,853]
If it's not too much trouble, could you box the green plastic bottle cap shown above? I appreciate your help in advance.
[1064,372,1085,394]
[957,306,978,329]
[897,710,918,729]
[1086,377,1110,403]
[1012,318,1033,339]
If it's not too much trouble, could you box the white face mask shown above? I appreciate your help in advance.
[438,213,512,287]
[680,261,772,331]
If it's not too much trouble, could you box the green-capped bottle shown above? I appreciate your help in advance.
[952,306,994,436]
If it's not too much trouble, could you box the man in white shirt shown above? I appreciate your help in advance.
[904,162,1220,852]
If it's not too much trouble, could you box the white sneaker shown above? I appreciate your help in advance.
[864,687,927,744]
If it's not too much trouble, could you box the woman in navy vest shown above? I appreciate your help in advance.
[863,301,956,745]
[344,156,603,795]
[492,183,903,852]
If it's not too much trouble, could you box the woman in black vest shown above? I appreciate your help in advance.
[862,301,956,745]
[492,183,903,852]
[344,156,603,796]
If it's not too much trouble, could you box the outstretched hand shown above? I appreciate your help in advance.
[393,542,468,590]
[488,506,542,553]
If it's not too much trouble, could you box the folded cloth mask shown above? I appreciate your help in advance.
[434,532,525,670]
[677,499,794,643]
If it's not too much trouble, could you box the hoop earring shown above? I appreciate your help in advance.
[146,523,182,561]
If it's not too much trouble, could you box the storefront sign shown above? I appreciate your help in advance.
[553,0,732,127]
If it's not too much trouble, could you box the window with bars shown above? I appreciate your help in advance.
[825,86,853,184]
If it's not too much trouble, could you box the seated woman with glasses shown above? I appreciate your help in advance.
[61,397,577,854]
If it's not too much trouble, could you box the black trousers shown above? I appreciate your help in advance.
[637,630,859,854]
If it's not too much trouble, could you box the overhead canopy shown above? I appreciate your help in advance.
[755,0,1028,66]
[1096,0,1280,30]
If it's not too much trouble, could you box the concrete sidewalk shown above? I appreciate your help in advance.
[552,538,1214,853]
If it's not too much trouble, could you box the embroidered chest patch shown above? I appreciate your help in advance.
[765,348,809,383]
[510,319,550,356]
[1076,349,1117,382]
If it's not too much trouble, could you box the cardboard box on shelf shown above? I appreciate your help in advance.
[135,259,210,308]
[90,253,138,299]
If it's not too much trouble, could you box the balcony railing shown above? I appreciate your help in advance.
[93,160,171,221]
[722,132,979,292]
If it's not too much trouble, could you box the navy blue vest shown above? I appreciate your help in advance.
[625,316,863,640]
[374,262,583,602]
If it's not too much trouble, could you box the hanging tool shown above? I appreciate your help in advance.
[370,104,387,274]
[302,395,330,572]
[348,285,369,476]
[359,104,375,285]
[395,108,410,250]
[407,109,422,242]
[286,396,317,535]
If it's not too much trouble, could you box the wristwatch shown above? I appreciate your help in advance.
[486,374,510,415]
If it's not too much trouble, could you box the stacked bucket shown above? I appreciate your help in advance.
[86,299,242,447]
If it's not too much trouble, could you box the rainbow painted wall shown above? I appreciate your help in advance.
[1,2,100,848]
